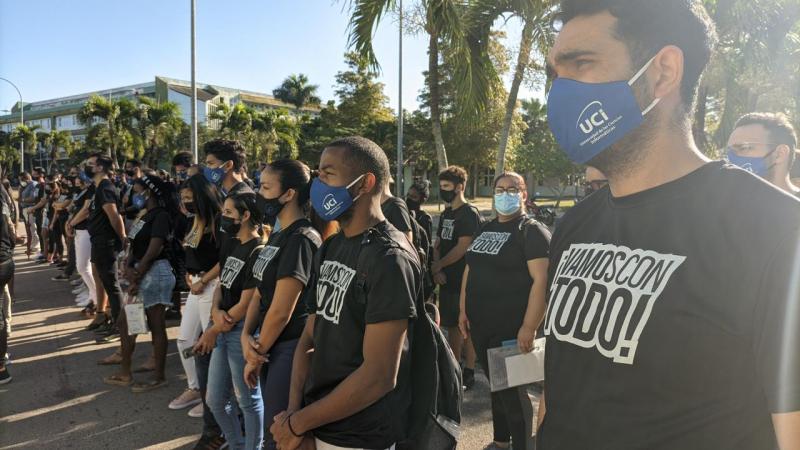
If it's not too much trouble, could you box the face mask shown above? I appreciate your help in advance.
[220,215,241,235]
[727,148,778,178]
[494,192,522,216]
[83,166,95,180]
[440,189,456,204]
[405,197,421,211]
[203,164,227,185]
[546,56,661,164]
[125,170,137,178]
[176,171,188,182]
[132,192,147,210]
[20,181,27,188]
[183,201,197,214]
[256,192,284,221]
[310,174,366,221]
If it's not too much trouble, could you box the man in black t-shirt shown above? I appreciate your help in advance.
[85,153,127,342]
[203,138,252,197]
[433,165,481,389]
[380,181,413,243]
[539,2,800,449]
[272,136,420,450]
[726,112,799,196]
[405,180,433,243]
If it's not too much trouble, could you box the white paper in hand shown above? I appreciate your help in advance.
[125,301,148,335]
[504,339,546,388]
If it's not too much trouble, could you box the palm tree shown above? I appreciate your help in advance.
[345,0,476,173]
[41,130,74,173]
[132,97,184,167]
[273,74,322,111]
[464,0,555,175]
[77,95,136,165]
[10,124,41,171]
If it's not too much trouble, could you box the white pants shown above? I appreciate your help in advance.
[23,208,40,253]
[177,275,218,390]
[314,439,395,450]
[74,230,96,304]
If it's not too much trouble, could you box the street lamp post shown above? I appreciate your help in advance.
[0,77,23,172]
[190,0,198,164]
[396,0,404,198]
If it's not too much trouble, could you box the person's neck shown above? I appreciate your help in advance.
[222,173,243,192]
[237,226,258,243]
[451,195,467,209]
[277,204,304,230]
[93,175,107,187]
[770,172,800,195]
[340,198,385,238]
[607,128,709,198]
[380,189,392,204]
[498,211,523,223]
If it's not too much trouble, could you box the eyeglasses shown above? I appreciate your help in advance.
[494,187,521,195]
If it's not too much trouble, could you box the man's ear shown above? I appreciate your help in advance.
[651,45,684,103]
[359,173,377,195]
[776,144,792,168]
[241,210,251,224]
[281,188,297,205]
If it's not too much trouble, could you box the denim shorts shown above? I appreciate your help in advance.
[139,259,176,309]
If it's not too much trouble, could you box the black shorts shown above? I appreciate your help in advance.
[90,237,120,265]
[438,288,461,328]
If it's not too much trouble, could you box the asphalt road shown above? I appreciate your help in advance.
[0,245,536,449]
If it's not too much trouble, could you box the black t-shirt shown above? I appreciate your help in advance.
[539,162,800,450]
[381,196,413,233]
[88,179,120,241]
[73,186,94,231]
[244,218,321,343]
[437,203,481,292]
[465,216,550,333]
[218,237,263,311]
[304,221,419,449]
[128,207,171,263]
[184,222,220,275]
[0,193,15,261]
[412,209,433,246]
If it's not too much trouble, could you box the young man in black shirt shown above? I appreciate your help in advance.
[405,180,433,243]
[203,138,253,197]
[726,112,799,196]
[380,178,414,243]
[272,136,421,450]
[85,153,127,343]
[433,165,481,389]
[540,1,800,448]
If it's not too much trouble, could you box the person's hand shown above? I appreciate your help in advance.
[517,324,537,354]
[193,330,216,355]
[212,309,235,333]
[243,335,269,367]
[190,280,206,295]
[431,261,442,274]
[128,282,139,297]
[433,271,447,285]
[271,411,305,450]
[243,361,262,389]
[458,311,470,340]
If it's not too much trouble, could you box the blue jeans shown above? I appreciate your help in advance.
[260,338,299,450]
[207,321,264,450]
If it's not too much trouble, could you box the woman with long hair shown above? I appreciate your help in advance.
[194,192,266,450]
[240,159,322,449]
[103,174,176,392]
[168,174,223,416]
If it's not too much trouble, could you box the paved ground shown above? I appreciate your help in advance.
[0,244,537,449]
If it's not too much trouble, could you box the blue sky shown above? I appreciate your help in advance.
[0,0,539,113]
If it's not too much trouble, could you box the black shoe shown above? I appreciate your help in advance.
[95,327,120,344]
[93,322,113,335]
[86,314,108,331]
[51,273,70,281]
[165,308,182,321]
[192,432,228,450]
[0,368,11,385]
[463,367,476,391]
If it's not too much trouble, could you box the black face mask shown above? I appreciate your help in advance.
[125,169,137,178]
[405,197,421,211]
[183,202,197,215]
[84,166,95,179]
[220,216,241,235]
[440,189,456,204]
[256,192,284,221]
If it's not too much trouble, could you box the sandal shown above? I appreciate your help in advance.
[103,373,133,387]
[131,379,168,393]
[97,351,122,365]
[133,357,156,373]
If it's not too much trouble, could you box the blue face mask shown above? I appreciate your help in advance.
[132,193,147,210]
[78,171,91,183]
[310,174,366,221]
[546,57,661,164]
[203,165,227,185]
[494,192,522,216]
[727,148,777,178]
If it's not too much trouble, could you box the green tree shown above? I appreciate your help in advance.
[9,124,42,163]
[40,130,74,172]
[77,95,137,165]
[334,52,395,133]
[132,97,185,167]
[272,74,322,111]
[0,131,20,169]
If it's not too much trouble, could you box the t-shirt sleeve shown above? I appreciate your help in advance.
[753,229,800,413]
[456,207,481,239]
[302,241,325,315]
[277,235,317,286]
[149,211,170,240]
[365,249,418,324]
[385,199,413,233]
[97,183,117,207]
[524,221,551,261]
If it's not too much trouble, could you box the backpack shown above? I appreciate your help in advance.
[407,214,436,302]
[353,226,462,450]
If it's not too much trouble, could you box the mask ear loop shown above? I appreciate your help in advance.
[628,55,661,116]
[347,174,368,203]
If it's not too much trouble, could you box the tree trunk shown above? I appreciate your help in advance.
[496,18,535,177]
[692,84,709,154]
[428,30,449,173]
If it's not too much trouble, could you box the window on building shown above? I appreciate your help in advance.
[478,168,495,187]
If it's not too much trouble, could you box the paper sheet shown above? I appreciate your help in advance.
[505,349,545,387]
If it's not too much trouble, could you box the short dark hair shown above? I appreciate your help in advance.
[735,112,798,167]
[89,152,114,173]
[125,159,142,168]
[559,0,717,114]
[409,180,431,200]
[204,139,246,171]
[266,159,314,206]
[326,136,390,191]
[33,167,45,176]
[438,165,468,186]
[173,151,193,168]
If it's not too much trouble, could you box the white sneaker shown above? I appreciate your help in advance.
[169,388,202,410]
[187,402,204,418]
[71,278,83,287]
[71,285,87,295]
[75,294,91,308]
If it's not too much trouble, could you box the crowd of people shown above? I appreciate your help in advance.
[2,0,800,449]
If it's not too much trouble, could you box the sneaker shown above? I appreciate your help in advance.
[483,443,511,450]
[0,368,11,385]
[187,402,204,418]
[95,328,120,344]
[169,388,202,410]
[75,295,91,308]
[86,314,108,331]
[72,285,87,295]
[70,278,84,287]
[165,308,182,321]
[463,367,476,391]
[192,433,228,450]
[52,273,70,281]
[92,321,113,334]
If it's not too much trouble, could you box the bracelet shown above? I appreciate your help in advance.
[287,413,303,438]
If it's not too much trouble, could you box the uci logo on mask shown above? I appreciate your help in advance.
[323,193,340,212]
[577,101,610,135]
